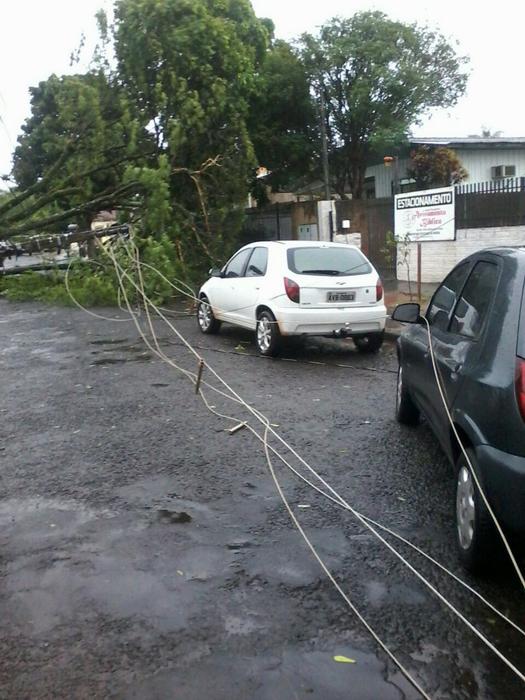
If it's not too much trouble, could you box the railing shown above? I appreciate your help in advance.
[455,182,525,229]
[455,177,525,194]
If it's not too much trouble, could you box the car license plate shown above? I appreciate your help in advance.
[327,291,355,302]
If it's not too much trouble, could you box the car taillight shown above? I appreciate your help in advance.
[284,277,300,303]
[376,278,383,302]
[516,358,525,421]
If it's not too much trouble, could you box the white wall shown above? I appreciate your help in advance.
[317,200,337,241]
[456,149,525,185]
[366,159,410,198]
[396,226,525,283]
[366,148,525,198]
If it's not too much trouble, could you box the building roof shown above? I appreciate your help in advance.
[411,137,525,149]
[366,136,525,167]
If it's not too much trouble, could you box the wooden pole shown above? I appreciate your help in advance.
[195,359,204,394]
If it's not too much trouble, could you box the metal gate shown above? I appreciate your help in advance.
[335,199,396,279]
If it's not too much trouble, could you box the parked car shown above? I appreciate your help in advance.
[197,241,387,356]
[392,247,525,571]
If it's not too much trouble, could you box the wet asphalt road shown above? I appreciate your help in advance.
[1,299,524,700]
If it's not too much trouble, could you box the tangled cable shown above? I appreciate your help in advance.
[65,234,525,698]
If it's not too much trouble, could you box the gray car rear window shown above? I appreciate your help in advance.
[287,247,371,276]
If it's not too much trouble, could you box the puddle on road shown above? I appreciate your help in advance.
[244,528,349,588]
[365,580,428,608]
[223,615,262,635]
[157,509,192,524]
[174,545,234,582]
[125,647,414,700]
[3,507,234,636]
[89,339,151,365]
[226,539,253,551]
[90,338,130,346]
[90,352,151,365]
[364,580,388,607]
[0,497,109,531]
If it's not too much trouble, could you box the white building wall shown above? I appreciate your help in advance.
[397,226,525,283]
[366,159,410,198]
[366,148,525,197]
[454,149,525,184]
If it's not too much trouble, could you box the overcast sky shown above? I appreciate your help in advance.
[1,0,524,179]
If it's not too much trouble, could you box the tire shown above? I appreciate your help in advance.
[197,295,221,334]
[395,364,420,425]
[354,331,384,353]
[455,449,499,573]
[256,310,281,357]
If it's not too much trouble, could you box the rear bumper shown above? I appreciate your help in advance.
[275,304,387,336]
[477,444,525,533]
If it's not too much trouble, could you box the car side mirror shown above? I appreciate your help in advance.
[209,267,222,278]
[391,302,421,324]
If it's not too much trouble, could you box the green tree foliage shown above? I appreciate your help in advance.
[0,235,183,307]
[2,0,273,289]
[112,0,269,261]
[408,146,468,188]
[247,39,317,198]
[299,11,469,199]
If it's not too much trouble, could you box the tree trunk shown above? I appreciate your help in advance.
[349,143,366,199]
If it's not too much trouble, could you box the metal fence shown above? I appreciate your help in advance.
[455,177,525,194]
[240,203,293,245]
[455,179,525,228]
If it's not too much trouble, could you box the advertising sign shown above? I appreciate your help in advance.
[394,186,455,242]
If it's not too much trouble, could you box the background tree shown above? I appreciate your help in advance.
[246,38,317,200]
[469,126,503,138]
[407,145,468,189]
[299,11,469,199]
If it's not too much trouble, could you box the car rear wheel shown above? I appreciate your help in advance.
[256,310,281,357]
[395,364,420,425]
[197,296,221,334]
[354,331,384,353]
[455,450,498,572]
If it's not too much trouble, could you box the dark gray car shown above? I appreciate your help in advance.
[393,247,525,572]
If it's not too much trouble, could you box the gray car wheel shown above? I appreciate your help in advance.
[395,364,420,425]
[455,450,498,572]
[354,331,384,353]
[256,310,281,357]
[197,296,221,334]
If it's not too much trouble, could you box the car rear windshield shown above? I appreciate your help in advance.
[287,246,372,276]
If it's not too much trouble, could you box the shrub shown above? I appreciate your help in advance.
[0,235,194,308]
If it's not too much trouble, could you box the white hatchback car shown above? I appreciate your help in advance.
[197,241,387,356]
